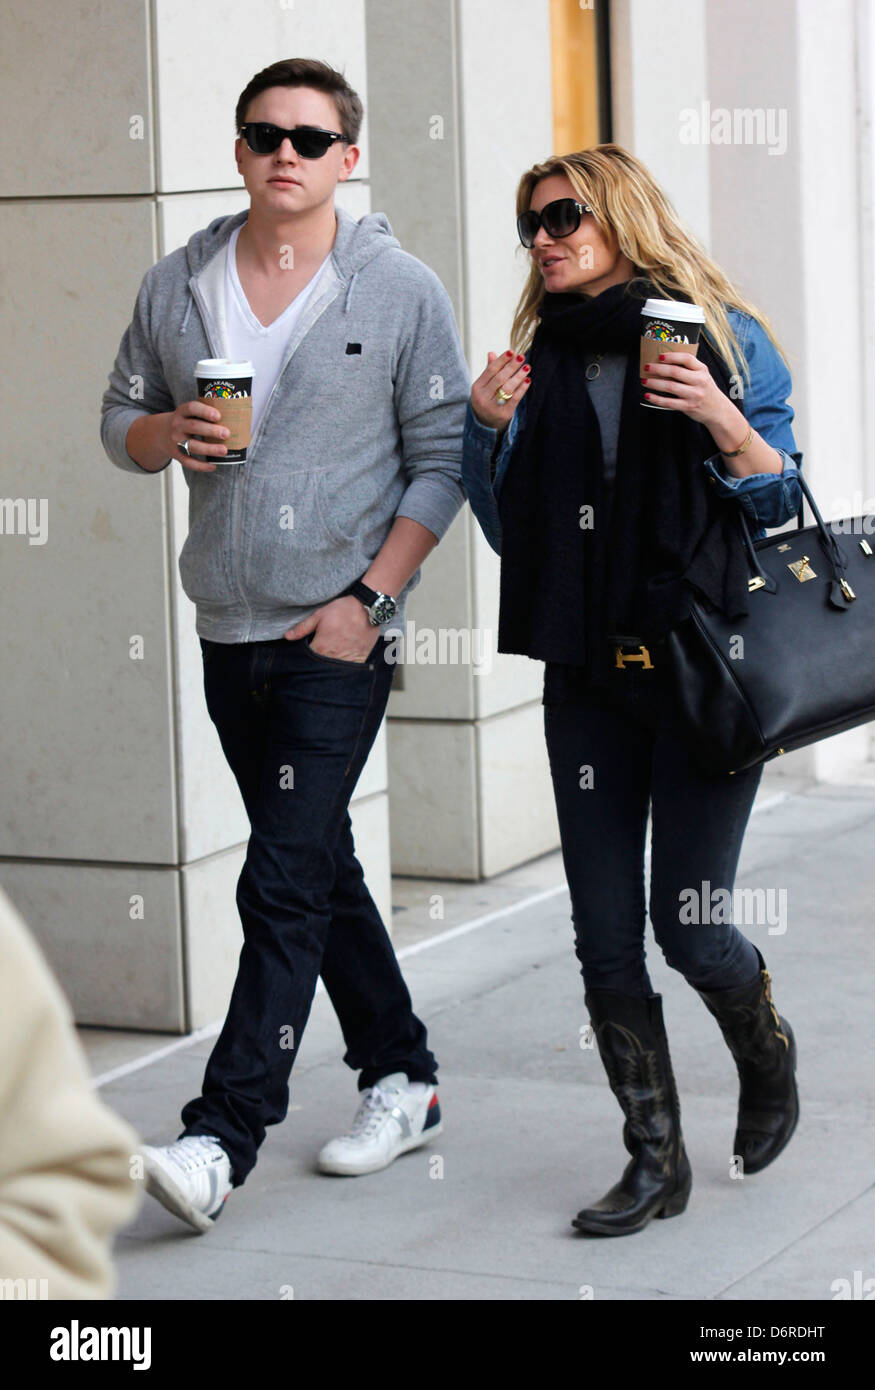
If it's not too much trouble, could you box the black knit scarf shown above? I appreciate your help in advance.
[497,276,751,685]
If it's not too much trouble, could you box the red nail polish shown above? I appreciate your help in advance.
[505,350,514,357]
[659,354,665,361]
[516,355,524,362]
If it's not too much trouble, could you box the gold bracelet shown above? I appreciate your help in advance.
[722,423,754,457]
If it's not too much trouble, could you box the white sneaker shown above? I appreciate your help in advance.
[317,1073,443,1176]
[141,1135,233,1232]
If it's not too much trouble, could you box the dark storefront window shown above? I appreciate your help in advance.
[550,0,612,152]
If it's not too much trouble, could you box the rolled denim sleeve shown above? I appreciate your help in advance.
[461,398,524,555]
[702,311,802,534]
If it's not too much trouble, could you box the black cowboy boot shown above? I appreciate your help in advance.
[696,947,798,1175]
[573,990,692,1236]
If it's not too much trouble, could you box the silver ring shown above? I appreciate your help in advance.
[178,439,191,457]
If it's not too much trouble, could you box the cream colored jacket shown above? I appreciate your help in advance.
[0,885,142,1298]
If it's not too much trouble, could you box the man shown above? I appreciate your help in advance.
[100,58,469,1232]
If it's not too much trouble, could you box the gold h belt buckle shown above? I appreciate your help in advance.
[615,644,654,670]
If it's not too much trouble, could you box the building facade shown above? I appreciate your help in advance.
[1,0,872,1030]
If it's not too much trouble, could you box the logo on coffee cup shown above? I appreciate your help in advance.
[201,380,249,400]
[642,318,691,344]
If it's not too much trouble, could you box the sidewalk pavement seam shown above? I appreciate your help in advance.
[123,1239,587,1290]
[89,784,869,1090]
[91,881,571,1088]
[711,1181,875,1299]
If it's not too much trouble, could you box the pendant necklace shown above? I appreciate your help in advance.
[585,352,604,380]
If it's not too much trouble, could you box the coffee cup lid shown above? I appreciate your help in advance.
[195,358,255,376]
[641,299,705,323]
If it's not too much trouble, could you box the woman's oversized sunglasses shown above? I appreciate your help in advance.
[238,123,351,159]
[517,197,594,248]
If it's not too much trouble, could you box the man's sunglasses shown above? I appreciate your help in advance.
[517,197,594,248]
[238,123,350,158]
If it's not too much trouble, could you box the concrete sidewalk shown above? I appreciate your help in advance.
[81,775,875,1301]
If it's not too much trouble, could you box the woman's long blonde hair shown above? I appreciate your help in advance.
[510,144,788,384]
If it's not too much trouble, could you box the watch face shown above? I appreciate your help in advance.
[372,595,397,623]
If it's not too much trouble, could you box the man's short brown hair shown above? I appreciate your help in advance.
[235,58,363,143]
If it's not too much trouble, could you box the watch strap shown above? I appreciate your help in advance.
[344,579,380,607]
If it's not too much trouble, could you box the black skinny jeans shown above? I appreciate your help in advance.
[543,653,762,997]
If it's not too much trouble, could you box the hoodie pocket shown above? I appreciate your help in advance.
[178,470,237,605]
[240,466,368,607]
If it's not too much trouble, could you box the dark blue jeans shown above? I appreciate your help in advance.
[180,632,437,1186]
[543,654,762,998]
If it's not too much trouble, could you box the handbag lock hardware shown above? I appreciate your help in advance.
[748,575,766,592]
[788,555,816,582]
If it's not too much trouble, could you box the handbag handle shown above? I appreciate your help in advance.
[793,470,849,574]
[737,468,850,592]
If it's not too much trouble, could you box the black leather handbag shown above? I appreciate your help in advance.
[664,473,875,774]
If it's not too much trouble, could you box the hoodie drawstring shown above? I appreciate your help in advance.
[344,271,358,314]
[179,296,194,335]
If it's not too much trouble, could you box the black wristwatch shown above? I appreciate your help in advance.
[343,579,398,626]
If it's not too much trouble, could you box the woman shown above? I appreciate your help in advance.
[462,144,801,1237]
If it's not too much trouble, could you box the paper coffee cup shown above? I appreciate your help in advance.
[640,300,705,409]
[194,358,254,462]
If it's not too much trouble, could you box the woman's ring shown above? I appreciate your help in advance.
[178,440,191,457]
[495,387,513,404]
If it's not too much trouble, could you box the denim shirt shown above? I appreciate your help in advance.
[461,308,803,556]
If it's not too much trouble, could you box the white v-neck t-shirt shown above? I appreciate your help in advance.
[225,225,332,439]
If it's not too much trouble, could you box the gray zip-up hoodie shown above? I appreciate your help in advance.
[100,205,470,642]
